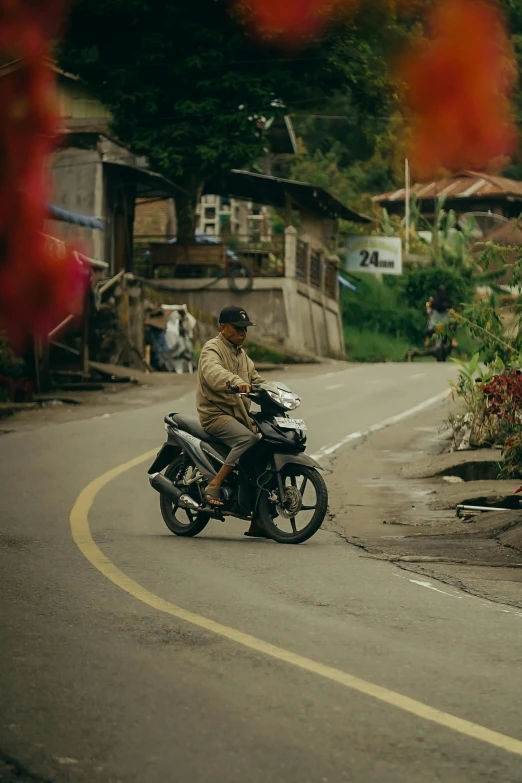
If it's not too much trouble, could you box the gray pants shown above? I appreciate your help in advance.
[205,416,260,467]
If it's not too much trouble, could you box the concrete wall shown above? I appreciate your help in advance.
[295,284,343,358]
[49,136,143,269]
[155,282,288,349]
[48,147,103,262]
[300,210,338,252]
[142,226,345,359]
[149,277,344,358]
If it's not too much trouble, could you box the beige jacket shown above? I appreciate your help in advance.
[196,334,265,433]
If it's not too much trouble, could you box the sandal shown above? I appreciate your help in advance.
[205,486,224,507]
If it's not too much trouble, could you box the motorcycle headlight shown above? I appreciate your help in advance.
[266,389,300,411]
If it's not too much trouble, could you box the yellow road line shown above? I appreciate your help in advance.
[70,450,522,758]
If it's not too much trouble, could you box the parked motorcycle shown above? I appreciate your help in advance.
[147,381,328,544]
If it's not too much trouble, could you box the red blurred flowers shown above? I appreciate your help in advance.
[0,0,85,345]
[238,0,348,45]
[242,0,518,177]
[400,0,518,178]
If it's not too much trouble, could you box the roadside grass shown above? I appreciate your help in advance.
[344,327,410,363]
[343,325,479,364]
[244,341,288,364]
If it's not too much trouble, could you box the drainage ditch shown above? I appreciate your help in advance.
[438,460,499,482]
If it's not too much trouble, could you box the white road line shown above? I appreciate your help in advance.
[408,579,460,598]
[393,574,522,620]
[410,373,426,380]
[310,390,449,461]
[325,383,343,391]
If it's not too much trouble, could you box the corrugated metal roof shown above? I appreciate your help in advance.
[206,170,372,223]
[374,171,522,204]
[0,58,80,82]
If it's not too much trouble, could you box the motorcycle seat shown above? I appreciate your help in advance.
[169,413,230,457]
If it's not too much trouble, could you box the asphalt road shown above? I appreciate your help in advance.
[2,362,522,783]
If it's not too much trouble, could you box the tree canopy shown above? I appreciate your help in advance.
[59,0,522,236]
[290,0,522,206]
[59,0,413,236]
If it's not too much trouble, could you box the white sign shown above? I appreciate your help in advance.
[345,236,402,276]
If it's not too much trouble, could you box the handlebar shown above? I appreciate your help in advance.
[227,385,261,397]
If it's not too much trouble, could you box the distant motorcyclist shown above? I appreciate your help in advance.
[426,285,453,336]
[425,285,456,361]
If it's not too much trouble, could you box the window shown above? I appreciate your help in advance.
[204,207,216,220]
[204,224,215,235]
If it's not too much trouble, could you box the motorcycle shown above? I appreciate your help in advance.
[425,303,455,363]
[147,381,328,544]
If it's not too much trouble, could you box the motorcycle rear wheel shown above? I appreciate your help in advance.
[160,458,211,537]
[258,465,328,544]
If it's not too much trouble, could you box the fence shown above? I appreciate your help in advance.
[310,249,322,288]
[232,234,285,278]
[324,260,338,300]
[133,233,285,279]
[291,233,339,301]
[296,239,308,281]
[133,230,340,300]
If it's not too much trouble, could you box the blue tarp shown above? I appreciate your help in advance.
[47,204,104,230]
[338,274,357,292]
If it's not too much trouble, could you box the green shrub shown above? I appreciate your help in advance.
[399,265,473,311]
[342,266,475,358]
[344,327,410,363]
[454,327,480,360]
[241,341,287,364]
[341,275,422,343]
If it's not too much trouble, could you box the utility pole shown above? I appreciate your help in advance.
[405,158,411,257]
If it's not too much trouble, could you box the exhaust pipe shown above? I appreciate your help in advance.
[149,473,201,509]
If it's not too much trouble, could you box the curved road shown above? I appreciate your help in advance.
[1,363,522,783]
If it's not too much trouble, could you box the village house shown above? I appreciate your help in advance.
[145,170,370,358]
[49,64,181,275]
[375,170,522,282]
[374,170,522,230]
[36,63,370,361]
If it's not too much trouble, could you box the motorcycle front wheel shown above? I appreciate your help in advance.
[258,465,328,544]
[160,458,211,537]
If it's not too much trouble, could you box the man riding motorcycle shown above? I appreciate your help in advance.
[196,305,266,536]
[424,285,456,362]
